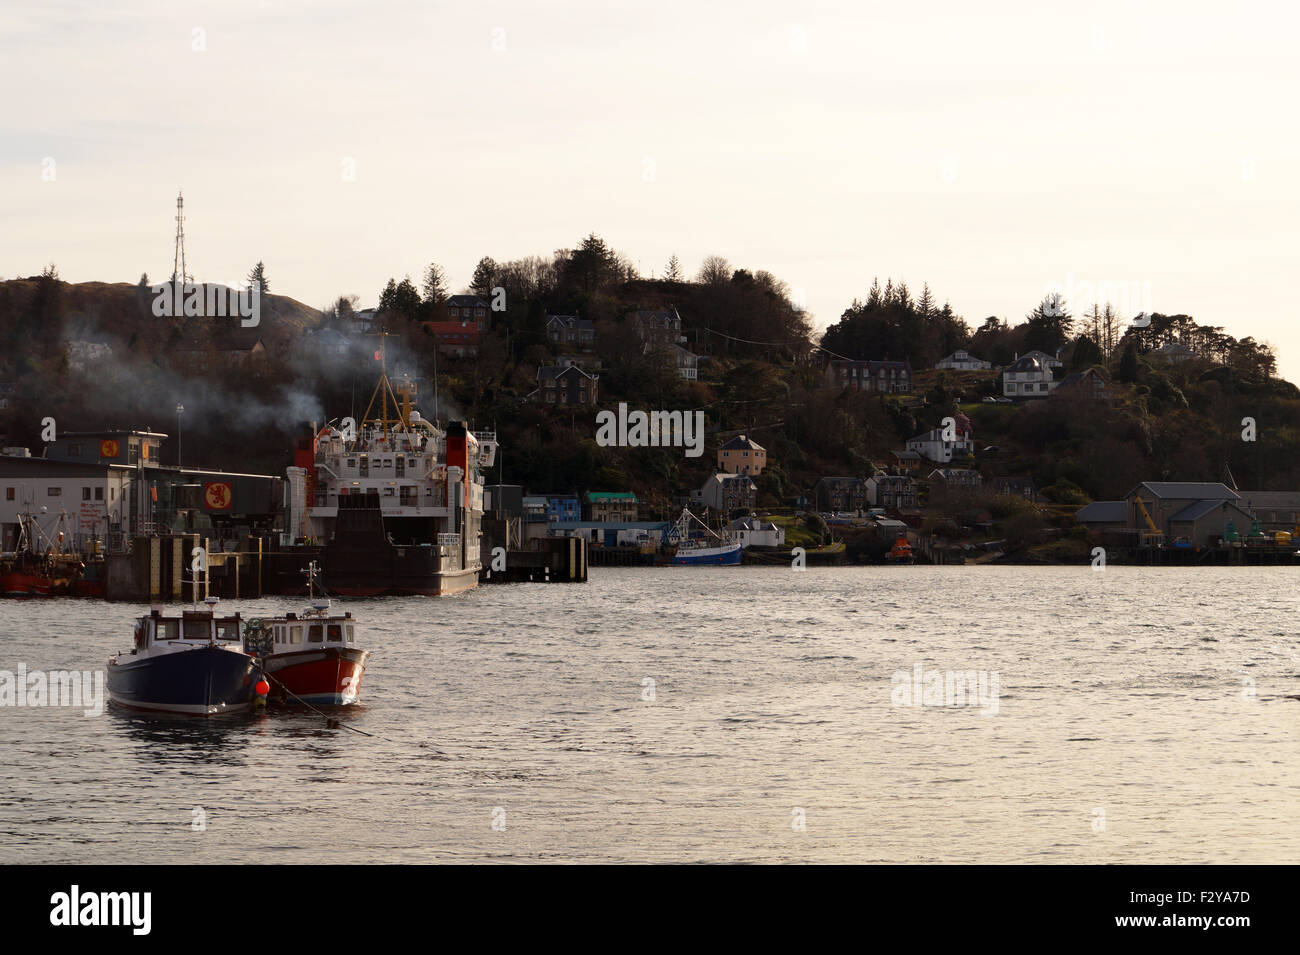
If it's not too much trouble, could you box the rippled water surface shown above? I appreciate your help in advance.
[1,566,1297,863]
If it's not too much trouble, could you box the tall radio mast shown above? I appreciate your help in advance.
[171,191,189,285]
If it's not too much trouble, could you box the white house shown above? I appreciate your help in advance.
[670,343,700,381]
[690,473,757,512]
[726,516,785,548]
[906,413,973,463]
[1003,354,1057,398]
[935,349,992,371]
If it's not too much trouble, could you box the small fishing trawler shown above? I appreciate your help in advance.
[243,563,369,705]
[0,510,85,597]
[107,597,264,715]
[668,508,742,566]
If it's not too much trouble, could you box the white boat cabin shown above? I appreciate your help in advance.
[132,600,243,654]
[260,609,357,651]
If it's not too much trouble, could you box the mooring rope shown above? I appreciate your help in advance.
[258,666,386,740]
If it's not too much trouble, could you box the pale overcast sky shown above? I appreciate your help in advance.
[4,0,1298,380]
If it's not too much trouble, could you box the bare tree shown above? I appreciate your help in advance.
[697,255,731,286]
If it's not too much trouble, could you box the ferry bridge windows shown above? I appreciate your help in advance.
[328,624,342,641]
[345,625,355,643]
[48,487,62,497]
[396,457,405,477]
[83,487,91,500]
[217,620,240,641]
[290,625,303,645]
[183,617,208,640]
[360,456,369,477]
[308,625,324,643]
[157,620,179,641]
[95,487,103,501]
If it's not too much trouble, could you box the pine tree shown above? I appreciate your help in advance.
[664,255,683,282]
[422,263,448,304]
[916,283,935,317]
[866,278,883,308]
[248,261,268,293]
[470,257,498,299]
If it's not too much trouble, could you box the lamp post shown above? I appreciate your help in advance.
[176,403,184,468]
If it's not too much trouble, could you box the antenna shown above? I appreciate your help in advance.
[171,191,189,285]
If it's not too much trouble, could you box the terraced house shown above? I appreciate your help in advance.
[825,359,912,394]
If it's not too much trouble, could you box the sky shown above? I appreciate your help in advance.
[3,0,1299,380]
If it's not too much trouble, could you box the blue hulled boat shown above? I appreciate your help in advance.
[668,508,743,565]
[107,598,262,716]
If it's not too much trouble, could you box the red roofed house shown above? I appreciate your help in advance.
[423,320,480,358]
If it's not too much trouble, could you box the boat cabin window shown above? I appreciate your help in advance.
[328,624,342,642]
[308,625,324,643]
[290,626,302,645]
[217,619,240,641]
[157,620,179,641]
[345,625,354,643]
[183,617,209,640]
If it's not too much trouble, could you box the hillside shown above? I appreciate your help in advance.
[2,260,1297,540]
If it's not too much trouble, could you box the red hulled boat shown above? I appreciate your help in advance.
[243,563,369,705]
[0,511,85,597]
